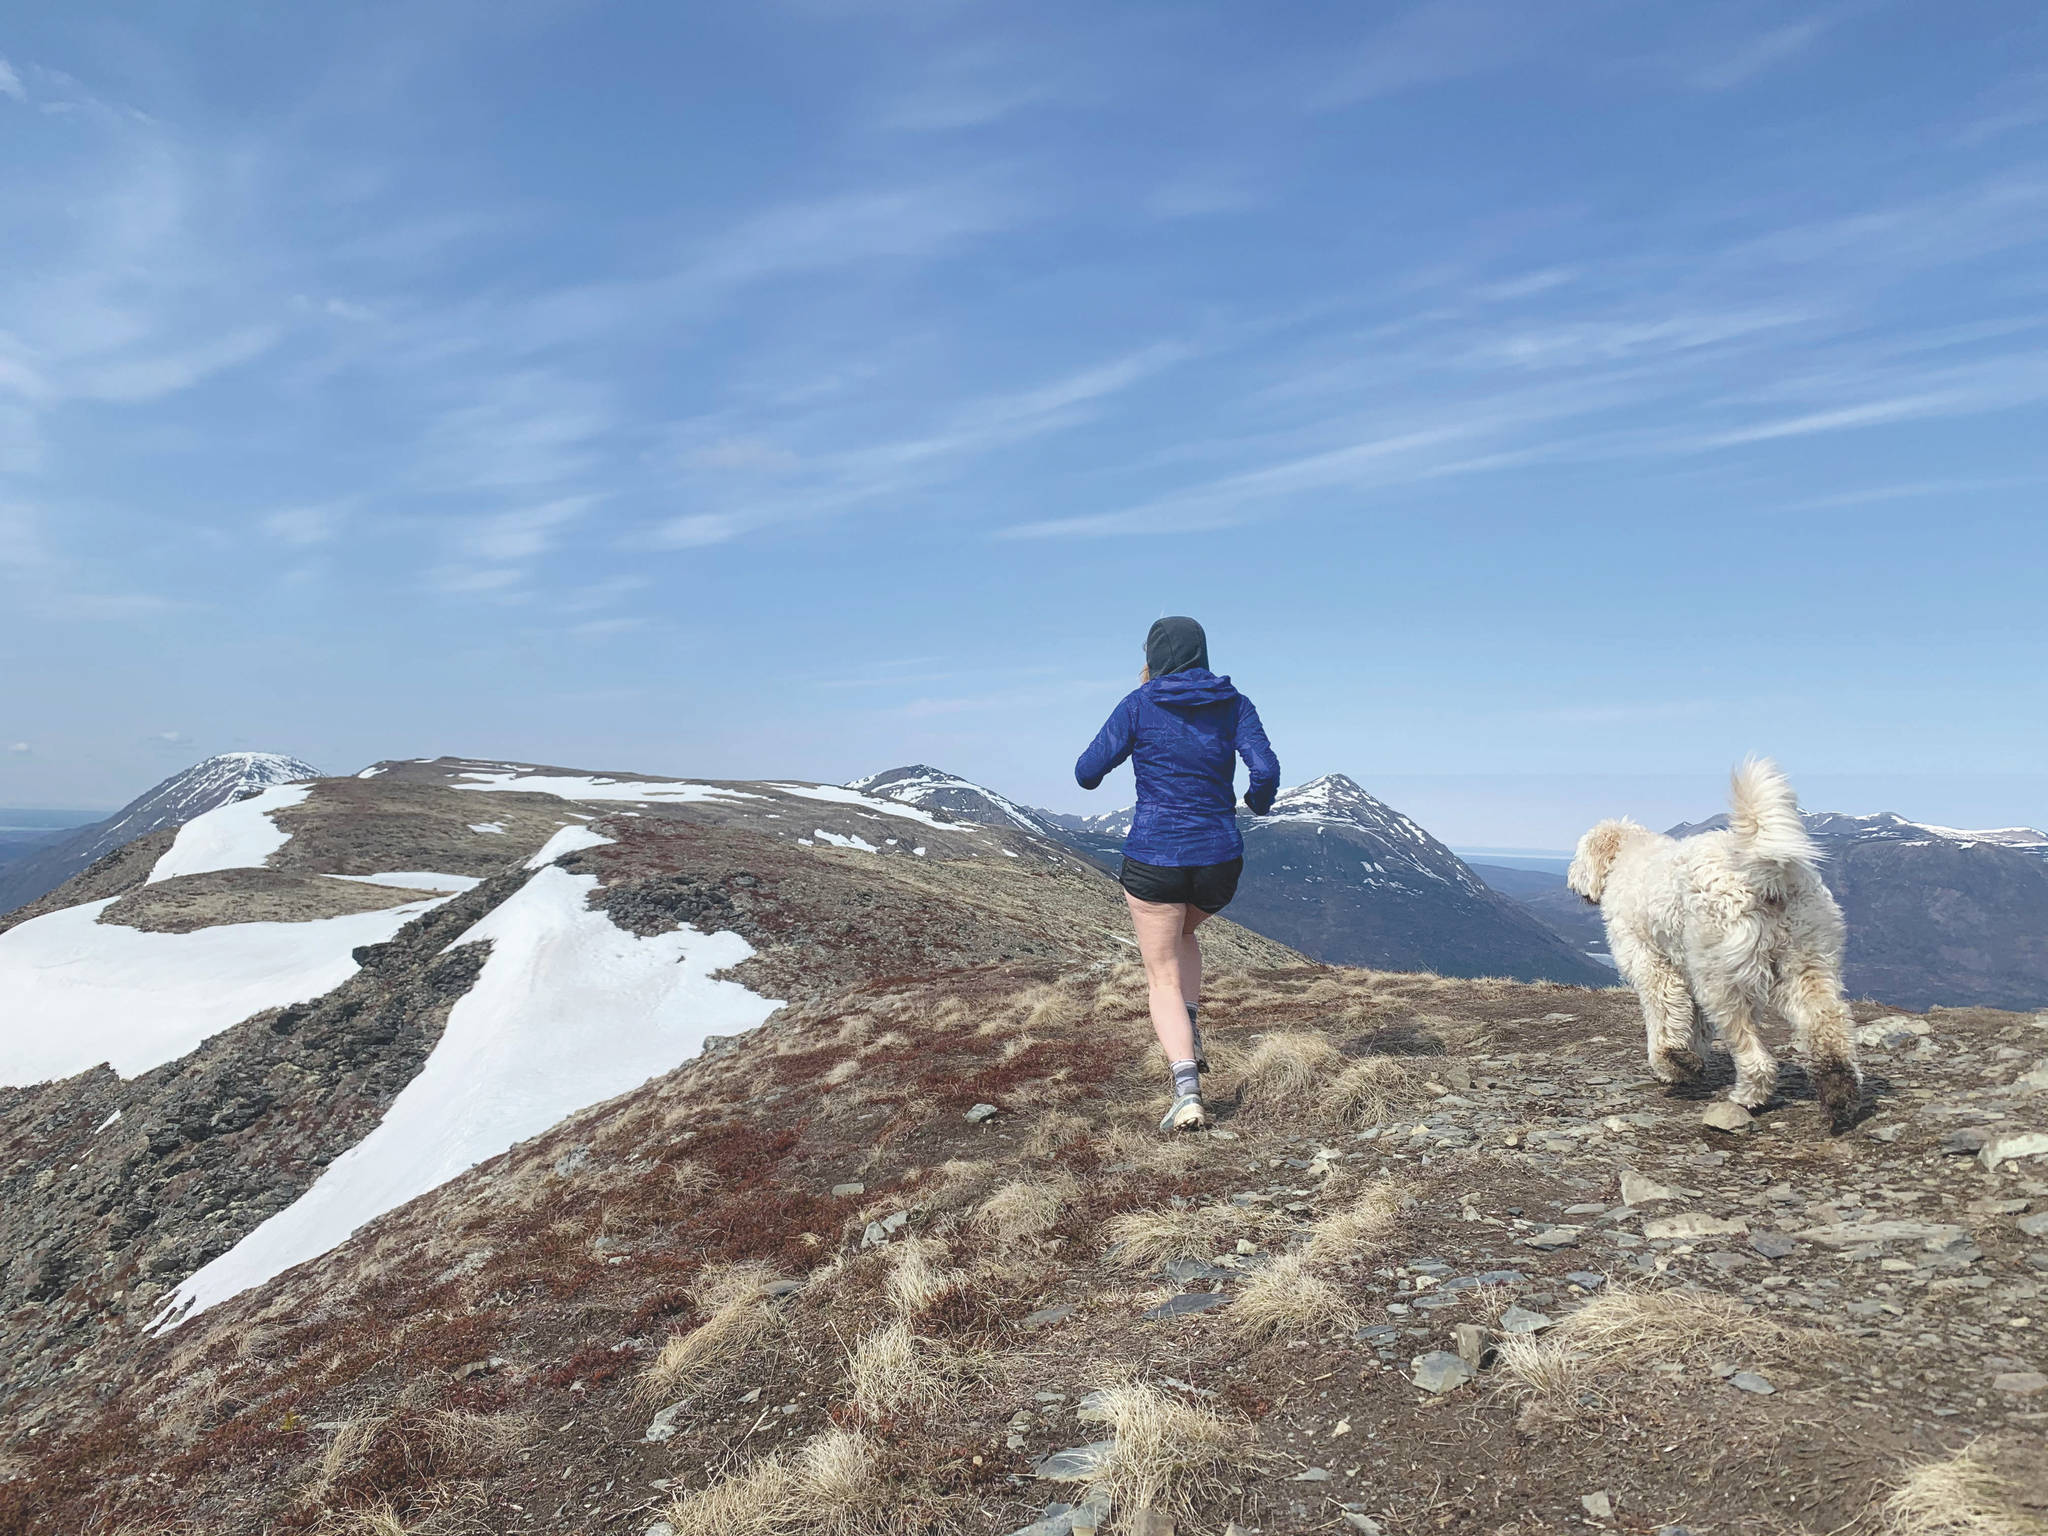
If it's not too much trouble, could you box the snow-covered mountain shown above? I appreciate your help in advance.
[0,753,321,918]
[1226,774,1611,983]
[846,765,1077,851]
[1034,773,1610,984]
[1667,806,2048,1009]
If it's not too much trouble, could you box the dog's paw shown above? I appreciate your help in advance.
[1812,1057,1863,1132]
[1651,1047,1703,1083]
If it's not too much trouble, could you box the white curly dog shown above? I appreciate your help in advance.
[1567,757,1863,1129]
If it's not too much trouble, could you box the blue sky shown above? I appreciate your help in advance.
[2,2,2045,845]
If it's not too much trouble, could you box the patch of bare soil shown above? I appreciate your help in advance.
[6,957,2043,1536]
[100,869,448,933]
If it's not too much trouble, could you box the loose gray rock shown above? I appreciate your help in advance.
[1619,1169,1681,1205]
[1453,1322,1490,1365]
[1645,1213,1748,1241]
[1143,1292,1234,1321]
[1582,1491,1613,1519]
[1702,1102,1754,1133]
[831,1182,865,1198]
[1729,1371,1775,1395]
[1022,1303,1077,1329]
[1499,1305,1553,1334]
[965,1103,1000,1124]
[642,1401,687,1443]
[645,1523,677,1536]
[1033,1442,1116,1481]
[1411,1350,1476,1393]
[2019,1212,2048,1239]
[1982,1132,2048,1170]
[1992,1371,2047,1396]
[1523,1227,1581,1250]
[1292,1466,1334,1481]
[1749,1230,1798,1260]
[1567,1270,1608,1289]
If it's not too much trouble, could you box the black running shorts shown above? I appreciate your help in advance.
[1118,855,1244,914]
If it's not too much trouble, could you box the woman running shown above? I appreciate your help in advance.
[1075,616,1280,1131]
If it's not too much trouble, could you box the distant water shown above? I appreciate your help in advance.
[0,809,103,833]
[1452,848,1573,876]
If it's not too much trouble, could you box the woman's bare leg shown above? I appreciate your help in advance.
[1178,906,1210,1012]
[1126,893,1197,1064]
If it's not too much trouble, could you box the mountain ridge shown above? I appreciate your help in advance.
[0,752,321,918]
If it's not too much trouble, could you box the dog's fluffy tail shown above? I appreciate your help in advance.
[1728,756,1817,866]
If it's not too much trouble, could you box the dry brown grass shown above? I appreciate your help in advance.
[1493,1333,1602,1432]
[1231,1254,1359,1341]
[662,1428,894,1536]
[1104,1204,1242,1268]
[884,1238,962,1318]
[1236,1031,1346,1108]
[1317,1056,1416,1127]
[1024,1111,1094,1159]
[1551,1283,1812,1366]
[421,1408,536,1468]
[641,1262,786,1400]
[1100,1121,1202,1178]
[1303,1176,1411,1263]
[1082,1380,1253,1530]
[845,1322,964,1418]
[972,1173,1078,1248]
[1880,1439,2048,1536]
[302,1417,382,1508]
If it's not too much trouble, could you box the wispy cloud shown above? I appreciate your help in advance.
[0,57,24,105]
[1690,15,1838,91]
[1314,0,1526,106]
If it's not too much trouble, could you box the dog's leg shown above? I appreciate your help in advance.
[1697,975,1777,1109]
[1775,968,1864,1130]
[1634,956,1702,1083]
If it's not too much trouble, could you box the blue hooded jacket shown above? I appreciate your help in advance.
[1075,668,1280,866]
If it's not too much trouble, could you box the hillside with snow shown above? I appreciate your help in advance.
[5,757,2046,1534]
[0,755,1296,1401]
[0,752,321,918]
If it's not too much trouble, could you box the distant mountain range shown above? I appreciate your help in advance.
[1216,774,1611,985]
[0,753,320,917]
[868,766,1611,985]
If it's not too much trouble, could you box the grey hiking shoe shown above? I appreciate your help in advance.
[1159,1093,1208,1133]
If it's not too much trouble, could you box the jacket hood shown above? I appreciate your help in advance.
[1145,616,1208,678]
[1143,667,1239,708]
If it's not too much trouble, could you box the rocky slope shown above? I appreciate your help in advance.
[0,755,1295,1502]
[5,943,2046,1533]
[3,756,2045,1535]
[0,753,321,917]
[1669,808,2048,1011]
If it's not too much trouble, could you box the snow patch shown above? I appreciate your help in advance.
[326,872,483,894]
[812,829,880,853]
[0,896,446,1086]
[469,822,506,835]
[526,824,609,869]
[147,785,312,884]
[357,766,386,779]
[768,783,958,829]
[452,771,757,805]
[156,855,783,1326]
[94,1109,121,1134]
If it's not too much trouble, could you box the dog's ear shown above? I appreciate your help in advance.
[1567,820,1633,902]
